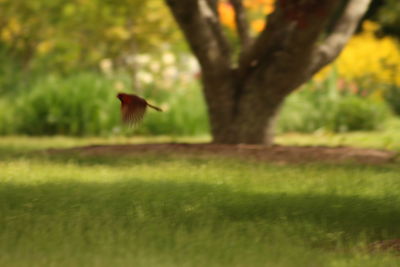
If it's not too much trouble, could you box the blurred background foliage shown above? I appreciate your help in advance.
[0,0,399,136]
[0,0,179,74]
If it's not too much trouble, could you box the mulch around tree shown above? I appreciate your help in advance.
[47,143,397,165]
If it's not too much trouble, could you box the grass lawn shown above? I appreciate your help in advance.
[0,134,399,267]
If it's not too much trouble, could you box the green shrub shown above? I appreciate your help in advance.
[384,84,400,116]
[13,73,122,136]
[0,99,17,135]
[0,47,26,95]
[0,71,209,136]
[332,96,390,132]
[277,73,392,133]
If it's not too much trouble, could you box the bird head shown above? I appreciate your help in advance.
[117,93,131,104]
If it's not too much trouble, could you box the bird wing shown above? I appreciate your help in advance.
[121,99,147,125]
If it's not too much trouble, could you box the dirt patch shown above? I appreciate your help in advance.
[47,143,397,165]
[368,239,400,254]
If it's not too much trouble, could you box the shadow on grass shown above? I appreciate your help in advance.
[0,146,177,166]
[1,179,399,243]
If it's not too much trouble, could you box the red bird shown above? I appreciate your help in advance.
[117,93,162,125]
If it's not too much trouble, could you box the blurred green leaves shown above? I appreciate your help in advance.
[13,72,122,136]
[0,71,209,137]
[277,68,391,133]
[0,0,180,73]
[376,0,400,37]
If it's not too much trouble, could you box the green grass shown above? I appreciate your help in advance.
[276,118,400,152]
[0,136,399,266]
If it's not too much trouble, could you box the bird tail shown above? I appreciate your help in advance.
[147,103,162,112]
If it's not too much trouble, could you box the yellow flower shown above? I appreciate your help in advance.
[251,19,265,33]
[218,0,275,31]
[244,0,275,12]
[315,20,400,87]
[362,20,380,33]
[8,18,21,34]
[37,40,54,54]
[1,29,12,42]
[218,2,236,30]
[1,18,22,42]
[105,26,130,40]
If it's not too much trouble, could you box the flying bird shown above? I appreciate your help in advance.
[117,93,162,125]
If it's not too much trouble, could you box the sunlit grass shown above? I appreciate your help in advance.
[276,119,400,151]
[0,135,399,266]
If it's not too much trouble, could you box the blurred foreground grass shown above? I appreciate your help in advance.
[0,133,399,267]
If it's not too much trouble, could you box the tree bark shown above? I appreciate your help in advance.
[201,68,287,145]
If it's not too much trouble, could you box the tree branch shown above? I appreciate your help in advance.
[164,0,231,72]
[236,5,295,78]
[229,0,251,49]
[310,0,372,74]
[198,0,232,58]
[236,0,346,98]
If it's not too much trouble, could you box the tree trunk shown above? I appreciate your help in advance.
[202,70,287,145]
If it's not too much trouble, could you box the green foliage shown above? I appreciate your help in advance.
[0,100,16,135]
[332,96,389,132]
[12,73,121,136]
[0,46,28,95]
[0,71,209,136]
[0,0,179,73]
[277,70,392,133]
[384,84,400,115]
[376,0,400,38]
